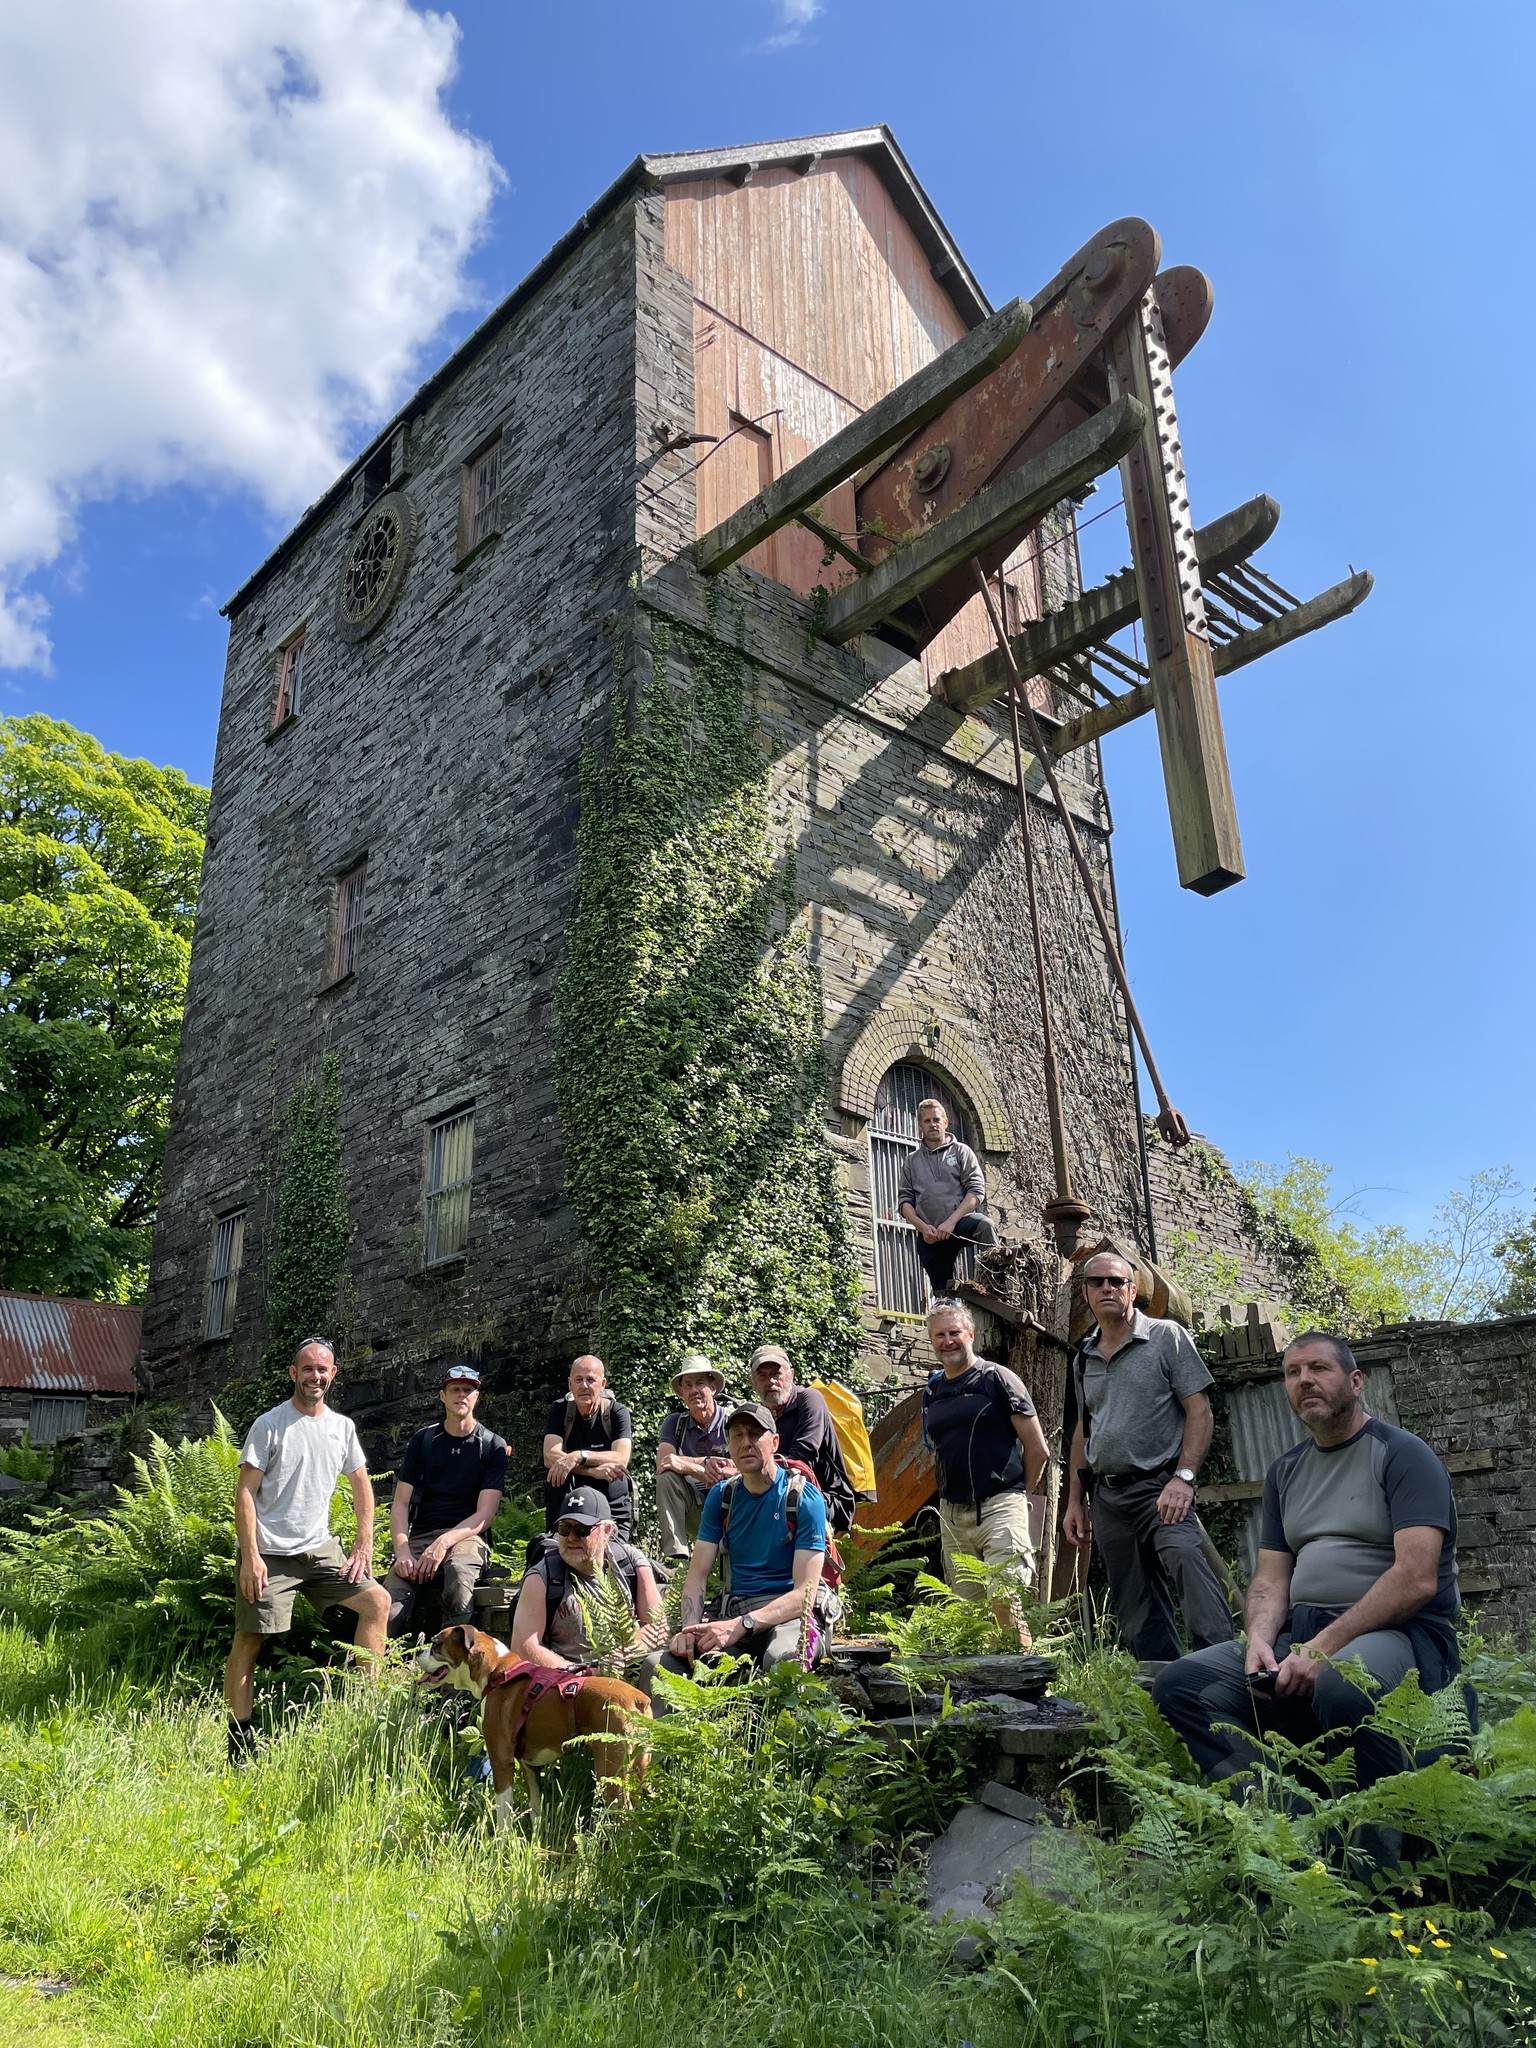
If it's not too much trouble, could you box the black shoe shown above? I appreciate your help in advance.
[227,1717,257,1768]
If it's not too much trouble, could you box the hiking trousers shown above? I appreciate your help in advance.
[1089,1474,1233,1660]
[915,1213,998,1299]
[655,1468,707,1559]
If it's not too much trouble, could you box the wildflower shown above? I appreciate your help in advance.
[1390,1928,1405,1942]
[735,1986,745,2000]
[1491,1947,1508,1961]
[1366,1986,1378,1996]
[1359,1958,1378,1968]
[1407,1944,1421,1955]
[1424,1920,1439,1935]
[1432,1940,1451,1951]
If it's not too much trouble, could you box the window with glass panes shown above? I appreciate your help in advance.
[459,435,503,557]
[869,1064,978,1314]
[424,1108,474,1263]
[273,629,305,725]
[205,1209,246,1338]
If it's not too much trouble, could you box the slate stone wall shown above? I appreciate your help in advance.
[141,185,1153,1464]
[1143,1122,1310,1306]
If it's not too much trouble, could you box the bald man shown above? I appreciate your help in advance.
[541,1354,634,1537]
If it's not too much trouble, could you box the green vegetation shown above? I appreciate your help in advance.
[554,608,864,1432]
[0,713,207,1300]
[1,1423,1532,2048]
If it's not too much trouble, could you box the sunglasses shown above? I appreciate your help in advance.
[1085,1275,1130,1289]
[557,1522,597,1539]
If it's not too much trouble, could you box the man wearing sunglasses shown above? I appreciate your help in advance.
[1062,1250,1233,1662]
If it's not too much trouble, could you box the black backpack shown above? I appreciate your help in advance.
[534,1539,643,1615]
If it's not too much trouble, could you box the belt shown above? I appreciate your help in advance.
[941,1484,1029,1512]
[1094,1465,1173,1490]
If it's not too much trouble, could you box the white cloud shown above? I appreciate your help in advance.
[761,0,824,52]
[0,0,501,670]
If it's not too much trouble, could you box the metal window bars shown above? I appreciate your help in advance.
[869,1062,977,1315]
[206,1209,246,1338]
[424,1109,475,1264]
[333,862,367,981]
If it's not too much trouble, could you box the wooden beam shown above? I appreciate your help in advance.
[821,396,1146,644]
[941,495,1280,715]
[793,508,866,569]
[1050,570,1373,754]
[695,296,1032,574]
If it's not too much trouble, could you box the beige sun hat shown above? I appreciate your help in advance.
[671,1352,725,1396]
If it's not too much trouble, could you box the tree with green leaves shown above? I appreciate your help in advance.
[0,714,207,1300]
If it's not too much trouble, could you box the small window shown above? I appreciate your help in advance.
[458,434,504,558]
[205,1209,246,1338]
[329,859,368,983]
[273,629,305,727]
[424,1108,474,1264]
[351,423,410,516]
[29,1396,87,1446]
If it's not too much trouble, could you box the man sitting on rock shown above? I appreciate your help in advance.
[661,1402,829,1684]
[1153,1331,1468,1792]
[509,1485,666,1696]
[747,1343,856,1533]
[384,1362,507,1637]
[654,1355,734,1567]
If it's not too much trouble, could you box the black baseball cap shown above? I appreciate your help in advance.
[556,1486,611,1528]
[439,1362,482,1386]
[723,1401,777,1435]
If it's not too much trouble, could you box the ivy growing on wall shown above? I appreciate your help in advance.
[249,1053,351,1416]
[555,609,864,1433]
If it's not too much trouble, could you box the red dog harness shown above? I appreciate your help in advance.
[484,1659,589,1760]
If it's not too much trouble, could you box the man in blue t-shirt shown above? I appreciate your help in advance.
[1154,1331,1467,1788]
[662,1402,828,1678]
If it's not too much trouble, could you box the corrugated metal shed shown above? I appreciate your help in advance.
[0,1293,142,1396]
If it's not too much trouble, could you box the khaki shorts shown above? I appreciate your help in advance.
[938,1490,1038,1598]
[234,1537,376,1636]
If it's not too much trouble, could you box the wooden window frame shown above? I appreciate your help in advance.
[423,1106,475,1265]
[326,858,368,987]
[205,1208,247,1339]
[272,627,306,730]
[457,431,505,564]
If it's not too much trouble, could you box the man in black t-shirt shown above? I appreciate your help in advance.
[541,1354,634,1536]
[384,1363,508,1636]
[923,1298,1050,1644]
[747,1343,856,1532]
[1154,1331,1468,1789]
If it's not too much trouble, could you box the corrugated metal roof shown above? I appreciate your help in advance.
[0,1293,142,1395]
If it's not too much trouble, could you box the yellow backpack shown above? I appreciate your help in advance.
[810,1380,878,1501]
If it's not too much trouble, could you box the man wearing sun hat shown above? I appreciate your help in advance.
[654,1353,735,1564]
[384,1361,509,1636]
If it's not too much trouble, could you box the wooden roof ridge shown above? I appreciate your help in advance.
[223,126,986,620]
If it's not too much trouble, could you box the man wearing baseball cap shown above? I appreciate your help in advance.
[661,1401,828,1684]
[654,1354,734,1564]
[384,1362,508,1636]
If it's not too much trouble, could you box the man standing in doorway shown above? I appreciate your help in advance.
[897,1097,998,1300]
[384,1362,508,1637]
[224,1338,389,1764]
[1062,1250,1233,1662]
[924,1297,1052,1645]
[747,1343,856,1533]
[655,1355,734,1566]
[542,1355,634,1538]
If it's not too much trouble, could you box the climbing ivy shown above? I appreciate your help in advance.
[555,609,864,1434]
[249,1054,351,1415]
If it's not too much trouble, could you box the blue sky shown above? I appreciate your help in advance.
[6,1,1532,1236]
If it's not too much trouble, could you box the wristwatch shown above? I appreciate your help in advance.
[1174,1467,1197,1486]
[739,1612,760,1637]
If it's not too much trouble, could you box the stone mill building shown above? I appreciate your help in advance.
[140,128,1157,1454]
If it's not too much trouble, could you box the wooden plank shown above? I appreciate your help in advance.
[941,496,1280,715]
[1459,1568,1504,1596]
[1196,1479,1264,1504]
[1443,1448,1497,1475]
[821,396,1146,643]
[1050,571,1374,756]
[695,296,1032,574]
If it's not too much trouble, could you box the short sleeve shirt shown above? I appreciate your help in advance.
[240,1401,365,1555]
[1078,1311,1212,1475]
[399,1421,508,1533]
[698,1463,827,1603]
[543,1397,634,1516]
[925,1359,1037,1504]
[659,1403,728,1463]
[1261,1417,1459,1620]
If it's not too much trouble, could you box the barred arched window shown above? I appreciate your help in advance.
[869,1063,978,1314]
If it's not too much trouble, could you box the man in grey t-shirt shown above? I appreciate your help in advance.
[1063,1250,1233,1660]
[223,1338,389,1764]
[897,1098,998,1299]
[654,1356,734,1562]
[1154,1331,1467,1789]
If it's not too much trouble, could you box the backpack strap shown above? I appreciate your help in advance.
[563,1392,616,1448]
[920,1370,944,1453]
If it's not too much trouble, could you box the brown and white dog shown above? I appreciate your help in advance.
[416,1625,651,1828]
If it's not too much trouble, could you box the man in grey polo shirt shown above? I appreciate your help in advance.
[1154,1331,1465,1789]
[897,1098,998,1300]
[1062,1249,1233,1660]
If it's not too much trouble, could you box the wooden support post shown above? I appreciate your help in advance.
[940,495,1280,716]
[1049,570,1374,755]
[694,296,1032,575]
[1109,292,1244,895]
[821,396,1145,644]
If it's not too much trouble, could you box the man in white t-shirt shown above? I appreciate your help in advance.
[223,1337,389,1763]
